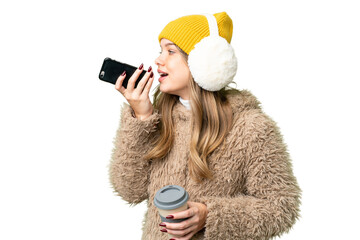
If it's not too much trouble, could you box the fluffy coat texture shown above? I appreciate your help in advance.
[109,90,301,240]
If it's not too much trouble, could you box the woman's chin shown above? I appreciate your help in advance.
[159,85,170,94]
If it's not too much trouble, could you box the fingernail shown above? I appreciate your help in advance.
[150,72,154,78]
[170,239,175,240]
[147,66,152,72]
[160,228,167,232]
[159,223,166,227]
[166,215,174,219]
[139,63,144,70]
[121,71,126,76]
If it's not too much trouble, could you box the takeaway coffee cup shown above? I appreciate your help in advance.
[154,185,189,225]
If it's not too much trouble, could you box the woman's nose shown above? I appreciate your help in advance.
[155,55,164,66]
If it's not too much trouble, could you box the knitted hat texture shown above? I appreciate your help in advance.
[158,12,233,55]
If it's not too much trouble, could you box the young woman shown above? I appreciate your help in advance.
[109,12,301,240]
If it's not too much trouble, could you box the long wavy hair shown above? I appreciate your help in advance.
[144,44,240,182]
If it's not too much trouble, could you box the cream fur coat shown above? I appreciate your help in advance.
[109,90,301,240]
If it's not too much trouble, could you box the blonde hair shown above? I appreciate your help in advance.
[144,44,240,182]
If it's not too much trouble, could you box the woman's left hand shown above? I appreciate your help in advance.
[159,201,208,240]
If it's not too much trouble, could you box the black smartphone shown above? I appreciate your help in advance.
[98,57,146,88]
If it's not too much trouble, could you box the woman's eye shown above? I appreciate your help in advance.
[158,50,175,55]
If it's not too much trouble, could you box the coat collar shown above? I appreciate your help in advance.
[172,90,261,121]
[227,90,261,113]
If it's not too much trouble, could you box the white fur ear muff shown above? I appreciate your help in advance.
[188,14,238,91]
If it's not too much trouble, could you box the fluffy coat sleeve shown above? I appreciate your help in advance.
[109,103,161,204]
[201,109,301,240]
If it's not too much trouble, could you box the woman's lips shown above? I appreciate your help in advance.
[159,74,168,82]
[158,70,168,82]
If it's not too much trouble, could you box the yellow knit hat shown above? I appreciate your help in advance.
[158,12,233,55]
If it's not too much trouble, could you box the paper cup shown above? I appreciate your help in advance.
[154,185,189,237]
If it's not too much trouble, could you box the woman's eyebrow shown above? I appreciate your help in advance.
[160,43,176,48]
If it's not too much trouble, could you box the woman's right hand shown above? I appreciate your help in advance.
[115,64,155,121]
